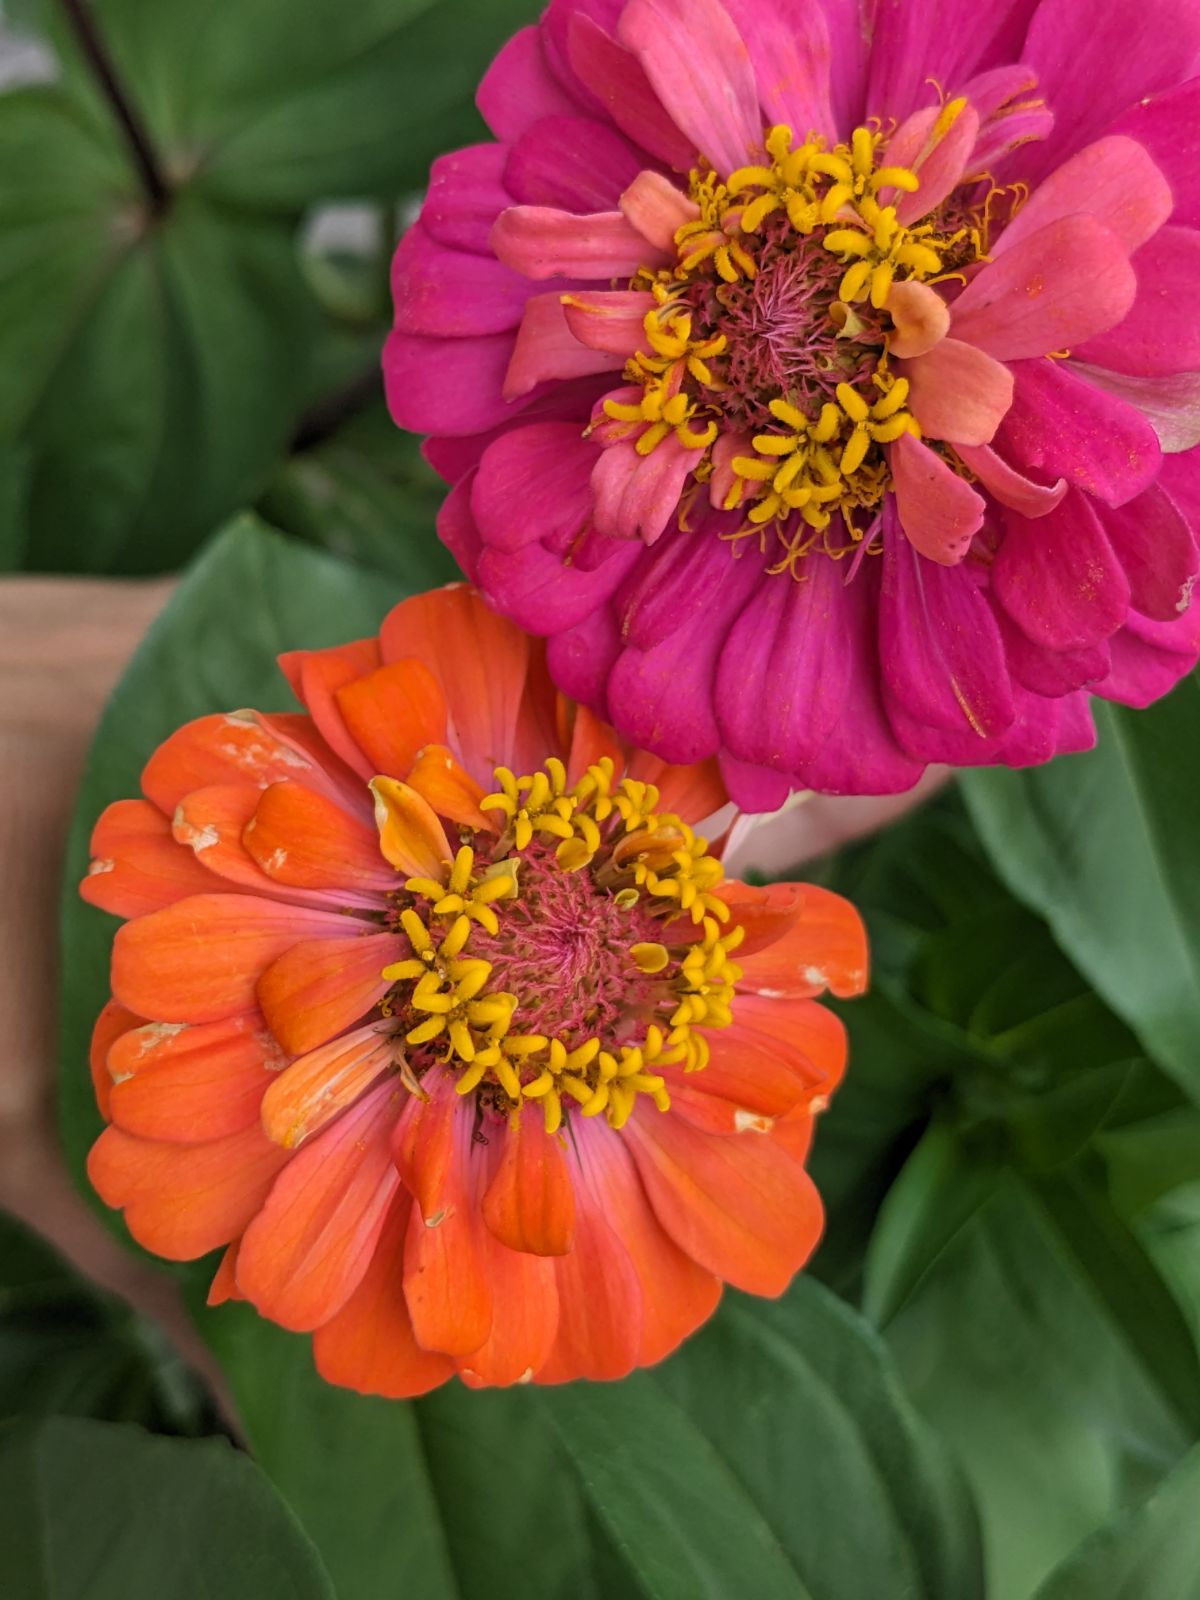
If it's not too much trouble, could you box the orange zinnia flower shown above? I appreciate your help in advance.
[83,586,866,1393]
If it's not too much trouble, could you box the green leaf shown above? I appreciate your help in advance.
[0,1415,334,1599]
[962,687,1200,1104]
[0,92,316,574]
[0,1209,218,1433]
[1033,1441,1200,1600]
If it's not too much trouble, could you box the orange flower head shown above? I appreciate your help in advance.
[83,585,867,1393]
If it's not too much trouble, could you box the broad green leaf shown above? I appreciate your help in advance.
[259,403,460,585]
[0,1415,334,1599]
[0,1210,217,1433]
[1033,1441,1200,1600]
[962,687,1200,1103]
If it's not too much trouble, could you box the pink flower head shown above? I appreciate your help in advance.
[386,0,1200,806]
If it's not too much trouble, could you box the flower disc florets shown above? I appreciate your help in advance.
[380,757,740,1135]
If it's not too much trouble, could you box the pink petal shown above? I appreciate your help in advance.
[996,358,1161,507]
[955,442,1068,517]
[890,433,986,564]
[479,525,642,635]
[619,170,698,251]
[1108,78,1200,232]
[901,337,1014,445]
[993,493,1132,651]
[566,12,696,170]
[617,0,761,177]
[884,103,982,225]
[421,145,511,255]
[476,26,580,142]
[993,136,1174,260]
[887,280,950,359]
[1099,481,1200,619]
[720,0,836,139]
[491,204,667,279]
[472,422,598,553]
[590,434,703,544]
[391,222,534,336]
[1075,225,1200,377]
[951,216,1137,361]
[504,114,644,211]
[504,293,626,399]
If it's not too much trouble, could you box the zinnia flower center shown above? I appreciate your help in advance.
[378,758,742,1135]
[598,105,999,571]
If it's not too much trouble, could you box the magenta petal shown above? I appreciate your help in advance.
[901,337,1014,445]
[479,526,641,634]
[617,513,747,649]
[865,0,1040,124]
[715,550,851,769]
[1099,604,1200,706]
[437,473,484,581]
[720,0,836,139]
[472,422,597,553]
[1070,364,1200,455]
[993,136,1173,260]
[955,442,1067,517]
[504,115,645,211]
[996,358,1161,507]
[1075,226,1200,377]
[1099,481,1200,620]
[491,204,665,278]
[952,216,1136,361]
[717,754,791,812]
[384,329,521,436]
[391,222,535,336]
[422,145,512,255]
[476,26,580,141]
[504,294,625,398]
[890,434,986,565]
[1108,78,1200,232]
[880,525,1015,738]
[617,0,761,177]
[566,13,696,170]
[993,493,1131,651]
[1017,0,1200,181]
[591,436,703,544]
[996,608,1111,696]
[546,601,623,718]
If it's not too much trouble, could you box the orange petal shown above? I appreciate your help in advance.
[391,1073,458,1225]
[172,784,296,896]
[735,882,868,998]
[584,1131,721,1367]
[379,587,544,777]
[406,744,495,831]
[312,1195,454,1399]
[89,999,143,1123]
[535,1175,643,1383]
[207,1242,244,1305]
[141,711,325,814]
[107,1012,285,1142]
[113,894,361,1024]
[482,1113,576,1256]
[625,1109,824,1297]
[278,638,383,780]
[627,752,729,826]
[672,997,847,1128]
[87,1122,289,1259]
[369,776,451,877]
[565,702,625,785]
[717,879,805,956]
[260,1025,394,1149]
[457,1228,559,1387]
[335,659,448,779]
[236,1079,404,1331]
[243,780,392,891]
[82,801,221,919]
[256,930,403,1056]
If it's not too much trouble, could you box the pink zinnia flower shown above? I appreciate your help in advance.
[386,0,1200,806]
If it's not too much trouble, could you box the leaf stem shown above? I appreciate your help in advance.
[56,0,171,215]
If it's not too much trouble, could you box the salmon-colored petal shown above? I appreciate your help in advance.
[260,1025,395,1149]
[312,1196,455,1398]
[887,279,950,359]
[735,883,868,998]
[482,1113,576,1256]
[243,780,393,891]
[107,1013,285,1143]
[535,1158,643,1383]
[901,337,1014,446]
[207,1241,244,1305]
[585,1130,721,1367]
[457,1226,560,1388]
[141,711,328,814]
[406,744,495,831]
[112,895,362,1024]
[87,1122,289,1259]
[237,1079,404,1331]
[278,638,383,780]
[891,432,986,565]
[82,801,221,918]
[369,777,453,877]
[379,587,537,779]
[256,931,403,1056]
[335,659,449,780]
[625,1108,824,1296]
[90,1000,143,1123]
